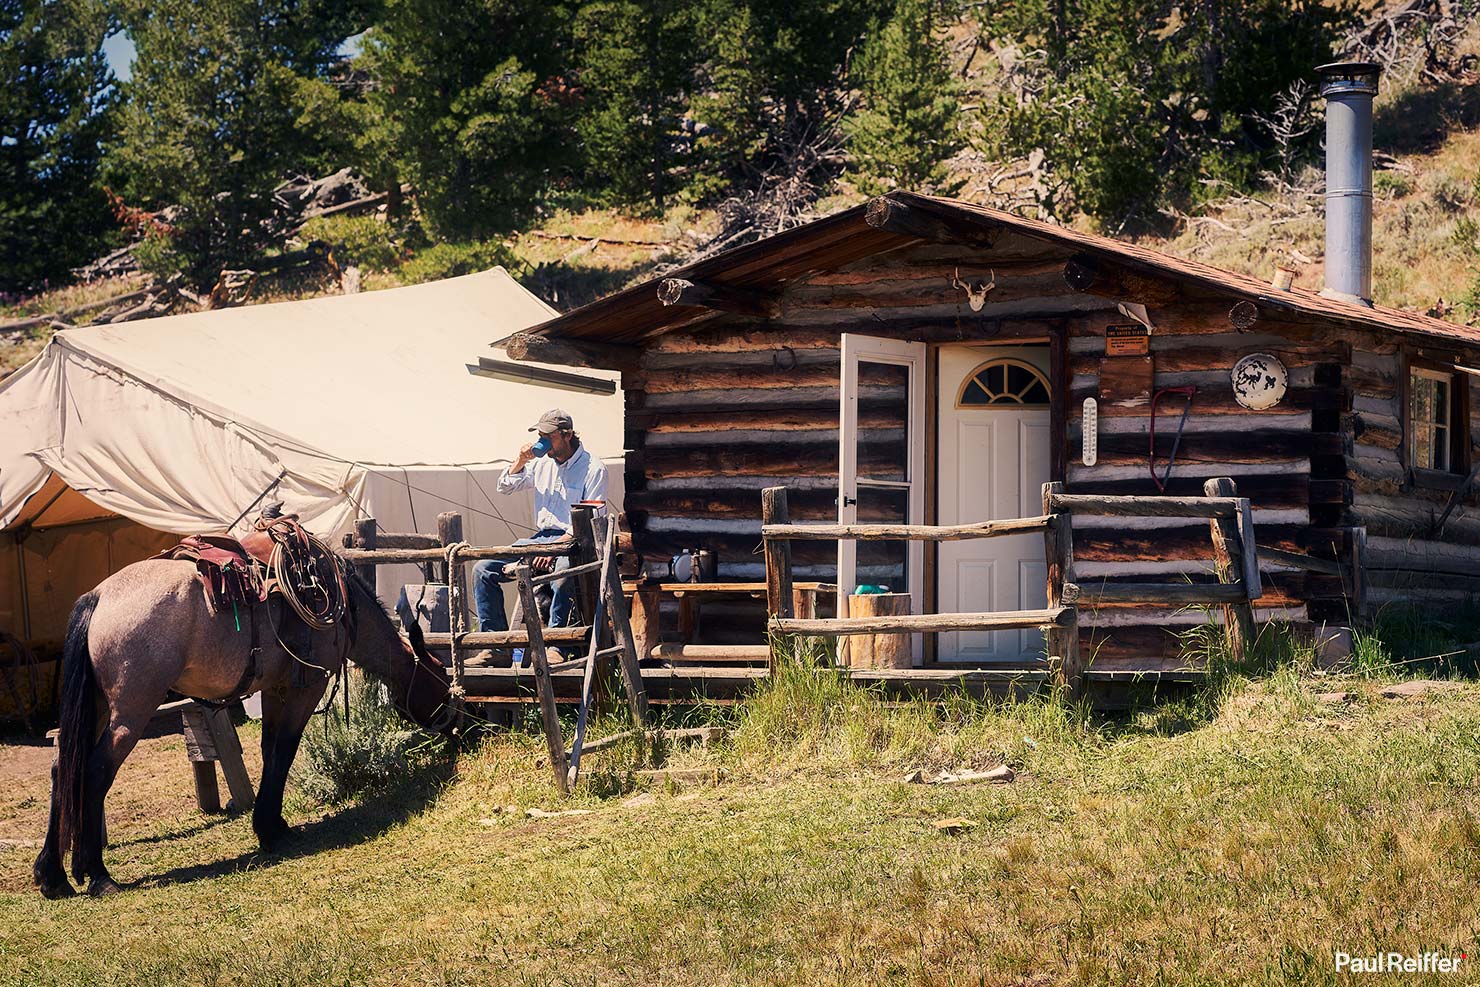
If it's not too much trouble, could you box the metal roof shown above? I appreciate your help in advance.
[514,190,1480,350]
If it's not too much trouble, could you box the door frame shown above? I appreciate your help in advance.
[924,332,1067,665]
[838,334,926,660]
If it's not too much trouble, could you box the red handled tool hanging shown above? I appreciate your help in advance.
[1149,386,1195,492]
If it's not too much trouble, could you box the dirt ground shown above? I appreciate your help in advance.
[0,724,265,893]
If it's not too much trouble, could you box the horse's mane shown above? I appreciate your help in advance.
[340,562,438,665]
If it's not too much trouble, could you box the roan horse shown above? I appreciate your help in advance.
[32,552,455,897]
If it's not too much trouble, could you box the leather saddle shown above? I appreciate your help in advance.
[155,535,266,618]
[156,511,345,626]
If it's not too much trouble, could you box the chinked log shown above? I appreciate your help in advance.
[634,440,910,478]
[1347,364,1398,399]
[646,318,1061,355]
[1069,384,1325,417]
[799,258,1066,286]
[627,362,889,395]
[632,407,865,433]
[657,278,780,319]
[629,532,893,568]
[1068,343,1341,377]
[1062,254,1181,306]
[624,488,837,520]
[1072,524,1303,563]
[782,271,1071,310]
[503,331,641,371]
[864,196,1002,247]
[1088,429,1320,466]
[1065,474,1311,509]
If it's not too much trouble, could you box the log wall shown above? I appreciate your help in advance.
[1346,337,1480,607]
[619,237,1478,666]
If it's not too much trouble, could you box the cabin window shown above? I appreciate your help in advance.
[1408,366,1458,473]
[957,359,1051,408]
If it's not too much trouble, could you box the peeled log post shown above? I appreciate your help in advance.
[1042,483,1081,698]
[762,488,794,622]
[656,278,779,319]
[845,593,912,669]
[353,518,378,592]
[502,331,640,371]
[1205,477,1257,665]
[516,565,569,794]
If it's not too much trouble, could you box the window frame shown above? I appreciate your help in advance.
[1403,353,1473,489]
[955,358,1052,409]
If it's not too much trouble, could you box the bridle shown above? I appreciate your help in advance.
[396,637,461,735]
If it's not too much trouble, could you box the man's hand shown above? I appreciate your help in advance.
[532,555,556,575]
[512,441,537,472]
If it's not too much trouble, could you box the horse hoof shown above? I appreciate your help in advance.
[37,879,76,900]
[86,877,124,897]
[255,818,292,851]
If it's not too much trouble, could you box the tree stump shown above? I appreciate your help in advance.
[844,593,912,669]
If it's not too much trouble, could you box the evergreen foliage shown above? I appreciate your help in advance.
[0,0,116,293]
[571,0,701,213]
[979,0,1359,226]
[693,0,890,191]
[364,0,576,239]
[111,0,372,284]
[846,0,963,195]
[0,0,1402,294]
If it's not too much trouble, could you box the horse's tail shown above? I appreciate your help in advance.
[55,591,100,859]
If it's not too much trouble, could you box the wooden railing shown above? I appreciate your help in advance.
[340,504,648,792]
[760,486,1081,692]
[760,476,1269,696]
[1047,477,1264,667]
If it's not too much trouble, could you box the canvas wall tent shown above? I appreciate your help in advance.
[0,267,624,647]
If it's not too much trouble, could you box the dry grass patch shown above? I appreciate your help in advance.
[3,661,1480,984]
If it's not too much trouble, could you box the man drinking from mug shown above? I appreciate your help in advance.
[471,409,608,641]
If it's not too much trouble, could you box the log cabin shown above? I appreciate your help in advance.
[493,62,1480,679]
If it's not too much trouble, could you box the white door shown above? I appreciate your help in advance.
[838,334,926,662]
[937,345,1052,663]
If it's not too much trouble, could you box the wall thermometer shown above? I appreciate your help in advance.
[1082,397,1099,466]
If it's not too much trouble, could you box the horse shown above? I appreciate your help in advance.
[32,555,455,898]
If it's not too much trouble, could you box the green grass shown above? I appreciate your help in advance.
[5,644,1480,985]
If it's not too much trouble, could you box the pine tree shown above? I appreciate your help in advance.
[111,0,371,284]
[363,0,576,239]
[0,0,116,293]
[979,0,1358,226]
[846,0,963,195]
[692,0,891,191]
[571,0,700,213]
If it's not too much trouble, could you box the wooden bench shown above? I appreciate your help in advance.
[623,580,835,663]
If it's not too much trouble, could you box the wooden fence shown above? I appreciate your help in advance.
[339,504,648,793]
[760,476,1273,695]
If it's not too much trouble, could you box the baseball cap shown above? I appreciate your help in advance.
[529,408,574,434]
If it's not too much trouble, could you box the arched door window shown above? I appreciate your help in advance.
[956,359,1051,407]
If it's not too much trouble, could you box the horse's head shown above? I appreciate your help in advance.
[342,569,459,736]
[396,618,459,736]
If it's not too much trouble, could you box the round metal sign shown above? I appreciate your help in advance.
[1231,352,1288,410]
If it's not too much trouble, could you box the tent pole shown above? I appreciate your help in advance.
[14,537,32,641]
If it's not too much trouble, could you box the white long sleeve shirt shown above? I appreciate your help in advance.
[495,444,609,534]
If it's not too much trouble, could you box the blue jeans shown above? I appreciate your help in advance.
[471,529,574,633]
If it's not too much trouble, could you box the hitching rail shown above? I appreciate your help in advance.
[762,477,1271,698]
